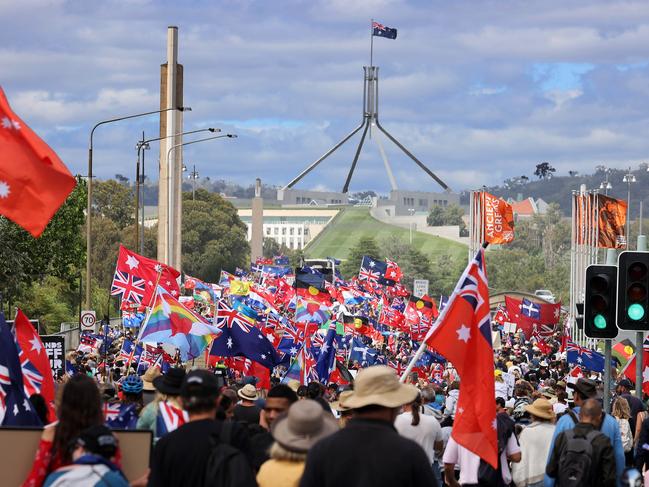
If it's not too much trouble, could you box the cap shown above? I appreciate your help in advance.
[181,369,220,398]
[617,378,634,390]
[76,425,118,459]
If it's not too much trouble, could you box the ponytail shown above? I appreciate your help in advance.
[411,394,422,426]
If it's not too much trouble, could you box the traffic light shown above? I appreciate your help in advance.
[584,264,618,338]
[617,251,649,330]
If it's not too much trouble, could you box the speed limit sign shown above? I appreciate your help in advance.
[80,310,97,332]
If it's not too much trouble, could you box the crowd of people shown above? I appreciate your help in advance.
[17,327,649,486]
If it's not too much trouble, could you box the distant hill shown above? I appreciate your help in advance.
[480,165,649,218]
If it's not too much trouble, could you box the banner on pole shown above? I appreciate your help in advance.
[42,335,65,380]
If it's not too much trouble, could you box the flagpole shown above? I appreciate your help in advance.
[370,18,374,68]
[400,242,489,383]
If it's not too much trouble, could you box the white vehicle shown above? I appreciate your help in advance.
[534,289,556,303]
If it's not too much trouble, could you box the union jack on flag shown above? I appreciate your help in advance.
[18,351,43,397]
[103,402,122,422]
[111,270,146,303]
[214,300,255,334]
[0,364,10,417]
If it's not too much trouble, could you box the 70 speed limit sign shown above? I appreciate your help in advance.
[80,310,97,332]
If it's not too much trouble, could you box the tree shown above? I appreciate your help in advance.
[568,170,579,177]
[426,206,445,226]
[340,236,381,278]
[182,189,249,282]
[263,238,283,259]
[426,204,466,235]
[93,179,135,229]
[0,178,86,307]
[534,162,556,180]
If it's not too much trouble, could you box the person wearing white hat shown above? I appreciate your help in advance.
[233,384,261,425]
[257,399,338,487]
[298,366,438,487]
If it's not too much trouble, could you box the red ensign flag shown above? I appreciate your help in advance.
[424,248,498,467]
[0,87,76,237]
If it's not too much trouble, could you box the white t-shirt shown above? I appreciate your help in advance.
[395,411,443,463]
[443,433,521,485]
[553,402,568,415]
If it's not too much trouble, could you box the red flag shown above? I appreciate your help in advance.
[0,88,77,237]
[115,245,180,305]
[423,248,497,467]
[504,296,561,339]
[622,349,649,395]
[14,309,56,419]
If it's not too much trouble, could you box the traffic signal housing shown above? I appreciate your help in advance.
[617,251,649,330]
[584,264,618,339]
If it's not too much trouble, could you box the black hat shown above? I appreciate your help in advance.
[181,369,219,398]
[152,367,186,396]
[568,378,598,399]
[617,378,634,390]
[76,425,118,459]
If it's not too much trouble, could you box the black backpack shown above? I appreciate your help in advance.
[477,413,516,487]
[203,421,257,487]
[556,429,600,487]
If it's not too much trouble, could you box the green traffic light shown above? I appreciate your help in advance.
[593,314,607,329]
[628,303,645,321]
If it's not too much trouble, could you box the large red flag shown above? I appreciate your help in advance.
[114,245,180,305]
[504,295,561,339]
[423,248,498,467]
[0,87,76,237]
[14,309,56,420]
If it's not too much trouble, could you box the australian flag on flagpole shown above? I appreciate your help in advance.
[372,21,397,39]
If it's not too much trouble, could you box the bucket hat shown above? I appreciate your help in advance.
[271,399,339,453]
[152,367,186,396]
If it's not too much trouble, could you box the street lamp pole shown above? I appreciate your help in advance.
[165,133,237,265]
[86,106,188,308]
[623,167,636,250]
[189,165,199,201]
[135,127,218,254]
[408,208,415,244]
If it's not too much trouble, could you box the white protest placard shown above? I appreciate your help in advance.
[413,279,429,298]
[501,372,515,397]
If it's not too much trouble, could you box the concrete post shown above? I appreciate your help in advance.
[251,178,264,262]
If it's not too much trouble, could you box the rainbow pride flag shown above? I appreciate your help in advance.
[138,286,221,361]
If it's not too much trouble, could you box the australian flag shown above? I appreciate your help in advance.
[314,323,338,384]
[358,256,386,283]
[210,300,281,369]
[566,341,605,372]
[372,21,397,39]
[104,402,139,430]
[0,313,41,426]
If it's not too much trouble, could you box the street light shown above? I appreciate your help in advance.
[135,127,218,253]
[408,208,416,244]
[165,133,237,264]
[86,106,190,308]
[623,167,637,249]
[187,164,200,201]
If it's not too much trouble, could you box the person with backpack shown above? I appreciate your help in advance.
[544,378,625,486]
[546,398,615,487]
[147,369,256,487]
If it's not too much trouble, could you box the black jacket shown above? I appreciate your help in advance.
[299,417,438,487]
[546,422,616,487]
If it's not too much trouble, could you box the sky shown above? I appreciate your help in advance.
[3,0,649,195]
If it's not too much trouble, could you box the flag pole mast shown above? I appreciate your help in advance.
[370,18,374,68]
[400,242,489,383]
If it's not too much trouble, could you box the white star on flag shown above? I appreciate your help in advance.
[457,407,464,415]
[154,264,162,273]
[456,324,471,343]
[23,398,30,410]
[258,334,263,339]
[643,366,649,384]
[577,357,583,364]
[125,255,139,270]
[13,404,19,416]
[1,117,19,130]
[266,333,276,343]
[29,336,43,354]
[492,418,498,430]
[369,261,375,267]
[0,181,9,199]
[261,353,267,360]
[554,308,560,318]
[290,347,298,355]
[321,342,329,353]
[226,337,233,349]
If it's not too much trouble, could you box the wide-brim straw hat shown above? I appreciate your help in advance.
[340,365,418,409]
[271,399,339,453]
[142,366,161,392]
[524,398,555,420]
[238,384,258,401]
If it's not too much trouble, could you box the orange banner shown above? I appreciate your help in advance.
[481,192,515,244]
[597,194,627,249]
